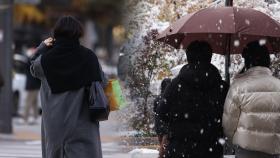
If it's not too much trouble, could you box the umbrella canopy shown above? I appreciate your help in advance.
[157,7,280,54]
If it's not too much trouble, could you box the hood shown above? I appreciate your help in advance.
[178,63,223,90]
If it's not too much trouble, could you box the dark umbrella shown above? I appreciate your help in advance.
[157,7,280,83]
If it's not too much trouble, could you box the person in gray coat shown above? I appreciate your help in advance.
[30,16,103,158]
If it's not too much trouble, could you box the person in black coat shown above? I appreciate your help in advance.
[157,41,229,158]
[153,78,171,158]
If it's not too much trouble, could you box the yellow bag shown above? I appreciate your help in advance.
[104,79,126,111]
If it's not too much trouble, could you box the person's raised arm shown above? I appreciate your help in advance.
[31,38,54,61]
[30,37,54,79]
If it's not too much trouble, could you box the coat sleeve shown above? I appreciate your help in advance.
[222,84,241,141]
[157,76,180,123]
[30,42,48,79]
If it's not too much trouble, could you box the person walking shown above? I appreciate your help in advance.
[24,47,41,124]
[223,41,280,158]
[157,41,229,158]
[153,78,171,158]
[30,16,103,158]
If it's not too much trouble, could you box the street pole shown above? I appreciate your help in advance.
[0,0,13,134]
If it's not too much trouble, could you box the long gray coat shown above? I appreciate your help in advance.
[31,43,103,158]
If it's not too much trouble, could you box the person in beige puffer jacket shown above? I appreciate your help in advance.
[223,41,280,158]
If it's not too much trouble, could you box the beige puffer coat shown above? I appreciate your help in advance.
[223,66,280,155]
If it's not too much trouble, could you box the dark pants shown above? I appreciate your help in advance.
[164,139,223,158]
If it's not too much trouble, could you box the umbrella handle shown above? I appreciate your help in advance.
[225,34,231,84]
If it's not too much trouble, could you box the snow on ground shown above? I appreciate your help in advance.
[128,148,235,158]
[129,148,159,158]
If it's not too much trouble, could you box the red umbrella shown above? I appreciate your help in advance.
[157,7,280,54]
[157,6,280,82]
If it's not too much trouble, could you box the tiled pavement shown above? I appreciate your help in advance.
[0,140,131,158]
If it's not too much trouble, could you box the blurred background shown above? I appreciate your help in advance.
[0,0,126,134]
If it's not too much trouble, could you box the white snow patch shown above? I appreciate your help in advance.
[129,149,159,158]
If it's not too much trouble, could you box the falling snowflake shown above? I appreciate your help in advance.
[234,40,240,47]
[178,84,181,92]
[218,138,226,145]
[209,148,213,152]
[259,39,266,46]
[184,113,189,119]
[219,19,222,24]
[200,129,204,134]
[245,19,250,25]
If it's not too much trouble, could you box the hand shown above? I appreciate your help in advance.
[162,135,169,149]
[43,37,54,47]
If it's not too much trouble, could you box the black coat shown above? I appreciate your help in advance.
[153,95,168,136]
[40,39,101,94]
[157,63,228,158]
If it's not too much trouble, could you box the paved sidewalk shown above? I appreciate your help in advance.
[0,140,131,158]
[0,112,131,158]
[0,114,235,158]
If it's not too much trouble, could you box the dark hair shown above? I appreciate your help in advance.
[160,78,171,94]
[242,41,270,69]
[186,41,212,64]
[53,16,84,39]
